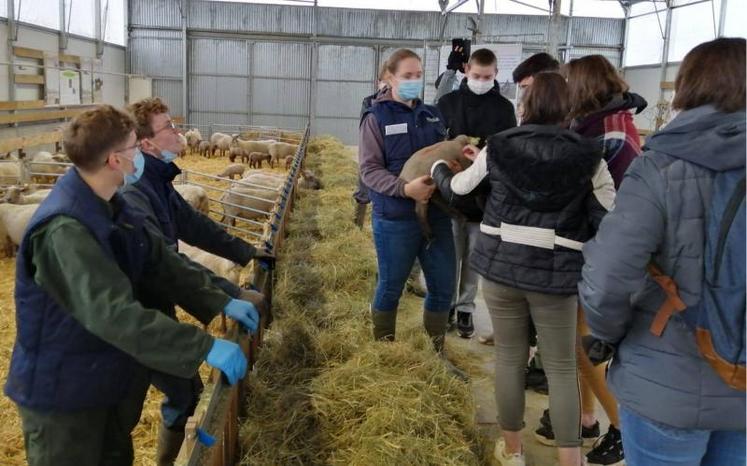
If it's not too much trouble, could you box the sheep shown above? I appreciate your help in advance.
[231,137,276,158]
[0,161,21,185]
[2,186,51,205]
[0,203,39,257]
[219,186,278,227]
[250,152,272,169]
[217,163,245,180]
[210,132,233,157]
[398,135,472,243]
[198,140,212,158]
[173,184,210,215]
[26,151,69,185]
[298,169,322,190]
[239,172,286,191]
[268,142,298,167]
[185,128,203,152]
[177,133,188,158]
[178,241,242,286]
[285,155,293,170]
[228,146,247,164]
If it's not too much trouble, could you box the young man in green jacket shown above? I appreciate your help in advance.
[5,105,259,466]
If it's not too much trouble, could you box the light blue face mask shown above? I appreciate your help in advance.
[160,149,178,163]
[397,79,423,100]
[122,148,145,186]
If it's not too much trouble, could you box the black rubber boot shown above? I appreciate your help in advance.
[353,202,367,228]
[423,311,469,381]
[372,309,397,341]
[156,425,185,466]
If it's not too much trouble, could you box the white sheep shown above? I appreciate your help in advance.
[0,161,21,184]
[210,132,233,158]
[219,186,278,227]
[2,186,51,204]
[178,241,242,285]
[238,172,286,190]
[0,203,38,257]
[217,163,245,180]
[268,142,298,166]
[173,184,210,215]
[231,137,276,158]
[26,151,69,185]
[185,128,203,152]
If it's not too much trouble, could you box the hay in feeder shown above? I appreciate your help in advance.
[239,135,485,465]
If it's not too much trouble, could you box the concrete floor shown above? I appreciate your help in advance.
[447,283,610,466]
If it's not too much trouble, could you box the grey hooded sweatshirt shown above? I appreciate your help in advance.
[579,105,746,431]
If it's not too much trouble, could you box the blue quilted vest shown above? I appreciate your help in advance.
[130,153,182,245]
[5,168,148,411]
[367,99,447,220]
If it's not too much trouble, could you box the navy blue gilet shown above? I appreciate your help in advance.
[131,153,182,245]
[5,168,149,411]
[366,99,447,220]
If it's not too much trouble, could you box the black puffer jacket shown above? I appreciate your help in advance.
[471,125,614,295]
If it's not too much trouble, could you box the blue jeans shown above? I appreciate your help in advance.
[151,372,203,430]
[372,215,455,312]
[620,406,746,466]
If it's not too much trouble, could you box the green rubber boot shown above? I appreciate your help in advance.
[372,309,397,341]
[423,310,469,382]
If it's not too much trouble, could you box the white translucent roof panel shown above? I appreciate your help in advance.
[624,10,666,66]
[724,0,747,38]
[103,0,127,45]
[66,0,95,38]
[668,1,717,61]
[16,0,60,30]
[212,0,623,17]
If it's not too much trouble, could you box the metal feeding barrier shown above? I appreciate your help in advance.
[174,124,310,466]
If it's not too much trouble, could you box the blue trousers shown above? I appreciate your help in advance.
[620,406,746,466]
[372,215,455,312]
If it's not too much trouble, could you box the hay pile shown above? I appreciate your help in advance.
[239,136,484,465]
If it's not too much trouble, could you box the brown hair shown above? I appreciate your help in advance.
[512,52,560,83]
[469,48,497,68]
[521,72,570,125]
[565,55,629,118]
[63,105,136,172]
[672,38,745,113]
[385,49,421,75]
[127,97,169,139]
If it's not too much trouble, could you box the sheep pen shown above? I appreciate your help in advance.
[0,137,295,465]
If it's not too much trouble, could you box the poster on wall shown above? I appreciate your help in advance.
[438,43,523,105]
[60,70,81,106]
[128,77,152,104]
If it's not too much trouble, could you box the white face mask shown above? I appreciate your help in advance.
[467,78,494,95]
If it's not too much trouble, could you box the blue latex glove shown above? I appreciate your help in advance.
[224,298,259,333]
[205,338,247,385]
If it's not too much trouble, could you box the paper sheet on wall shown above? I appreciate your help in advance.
[59,70,81,106]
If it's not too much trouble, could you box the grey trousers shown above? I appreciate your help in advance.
[482,279,582,448]
[451,219,481,314]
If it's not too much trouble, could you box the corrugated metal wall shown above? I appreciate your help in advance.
[129,0,624,143]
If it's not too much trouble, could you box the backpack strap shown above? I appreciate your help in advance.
[648,262,688,337]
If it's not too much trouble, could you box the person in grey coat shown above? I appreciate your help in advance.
[579,38,746,466]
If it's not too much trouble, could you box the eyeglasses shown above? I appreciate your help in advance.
[153,120,177,135]
[106,143,139,166]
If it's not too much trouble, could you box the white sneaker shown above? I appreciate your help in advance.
[494,438,526,466]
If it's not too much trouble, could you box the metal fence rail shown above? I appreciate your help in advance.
[176,122,304,144]
[175,124,310,466]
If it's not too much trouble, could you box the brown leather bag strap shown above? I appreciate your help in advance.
[648,263,688,337]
